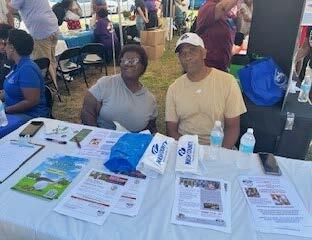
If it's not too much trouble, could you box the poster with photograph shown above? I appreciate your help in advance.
[77,130,124,159]
[238,175,312,236]
[12,155,88,200]
[55,170,128,225]
[171,174,231,233]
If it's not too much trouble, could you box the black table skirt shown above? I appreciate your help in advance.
[239,93,312,160]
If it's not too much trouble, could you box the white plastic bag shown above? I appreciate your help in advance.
[140,133,175,174]
[175,135,199,174]
[65,10,81,21]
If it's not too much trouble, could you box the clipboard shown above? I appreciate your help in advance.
[0,141,45,183]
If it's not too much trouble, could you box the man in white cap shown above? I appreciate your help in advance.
[165,32,246,148]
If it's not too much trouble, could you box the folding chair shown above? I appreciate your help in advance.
[45,85,54,118]
[57,47,88,95]
[80,43,108,76]
[34,57,61,102]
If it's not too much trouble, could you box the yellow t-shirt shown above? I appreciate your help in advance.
[165,68,247,145]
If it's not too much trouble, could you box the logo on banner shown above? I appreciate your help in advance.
[152,144,159,154]
[185,141,194,165]
[178,147,186,156]
[274,70,287,88]
[156,141,168,165]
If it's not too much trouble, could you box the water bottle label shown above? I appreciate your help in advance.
[301,83,311,93]
[210,135,223,146]
[239,144,254,153]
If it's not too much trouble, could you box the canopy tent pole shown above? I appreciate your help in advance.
[164,0,175,48]
[190,0,195,10]
[169,0,174,43]
[117,0,124,48]
[110,24,117,74]
[82,1,87,28]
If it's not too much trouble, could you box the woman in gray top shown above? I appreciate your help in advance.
[81,44,158,133]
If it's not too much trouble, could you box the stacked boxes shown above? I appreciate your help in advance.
[140,29,165,60]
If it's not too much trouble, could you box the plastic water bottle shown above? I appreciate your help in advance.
[237,128,255,169]
[298,75,311,103]
[209,121,224,161]
[239,128,256,154]
[0,100,8,127]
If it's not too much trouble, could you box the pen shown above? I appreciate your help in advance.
[74,137,81,148]
[45,138,67,144]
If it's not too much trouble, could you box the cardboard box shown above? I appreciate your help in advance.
[140,30,148,46]
[142,44,165,60]
[148,29,165,46]
[140,29,165,46]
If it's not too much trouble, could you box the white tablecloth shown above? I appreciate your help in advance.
[0,118,311,240]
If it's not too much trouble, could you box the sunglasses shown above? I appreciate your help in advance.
[120,57,140,66]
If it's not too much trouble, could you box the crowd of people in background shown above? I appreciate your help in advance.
[3,0,298,149]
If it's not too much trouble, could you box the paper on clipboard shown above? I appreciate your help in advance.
[0,141,44,183]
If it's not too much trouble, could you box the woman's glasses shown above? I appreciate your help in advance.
[0,40,7,46]
[120,58,140,66]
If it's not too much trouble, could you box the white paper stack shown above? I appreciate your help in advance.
[171,174,232,233]
[238,175,312,238]
[175,135,199,174]
[55,170,127,225]
[140,133,175,174]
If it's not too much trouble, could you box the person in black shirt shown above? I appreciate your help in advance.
[0,24,14,90]
[135,0,149,38]
[52,0,73,26]
[144,0,158,29]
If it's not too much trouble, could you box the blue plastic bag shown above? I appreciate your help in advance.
[238,57,288,106]
[104,133,153,173]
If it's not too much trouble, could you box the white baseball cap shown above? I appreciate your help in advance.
[175,33,205,53]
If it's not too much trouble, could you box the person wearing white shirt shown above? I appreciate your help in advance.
[10,0,59,88]
[0,0,13,25]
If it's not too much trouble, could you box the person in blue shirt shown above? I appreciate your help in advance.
[1,29,49,120]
